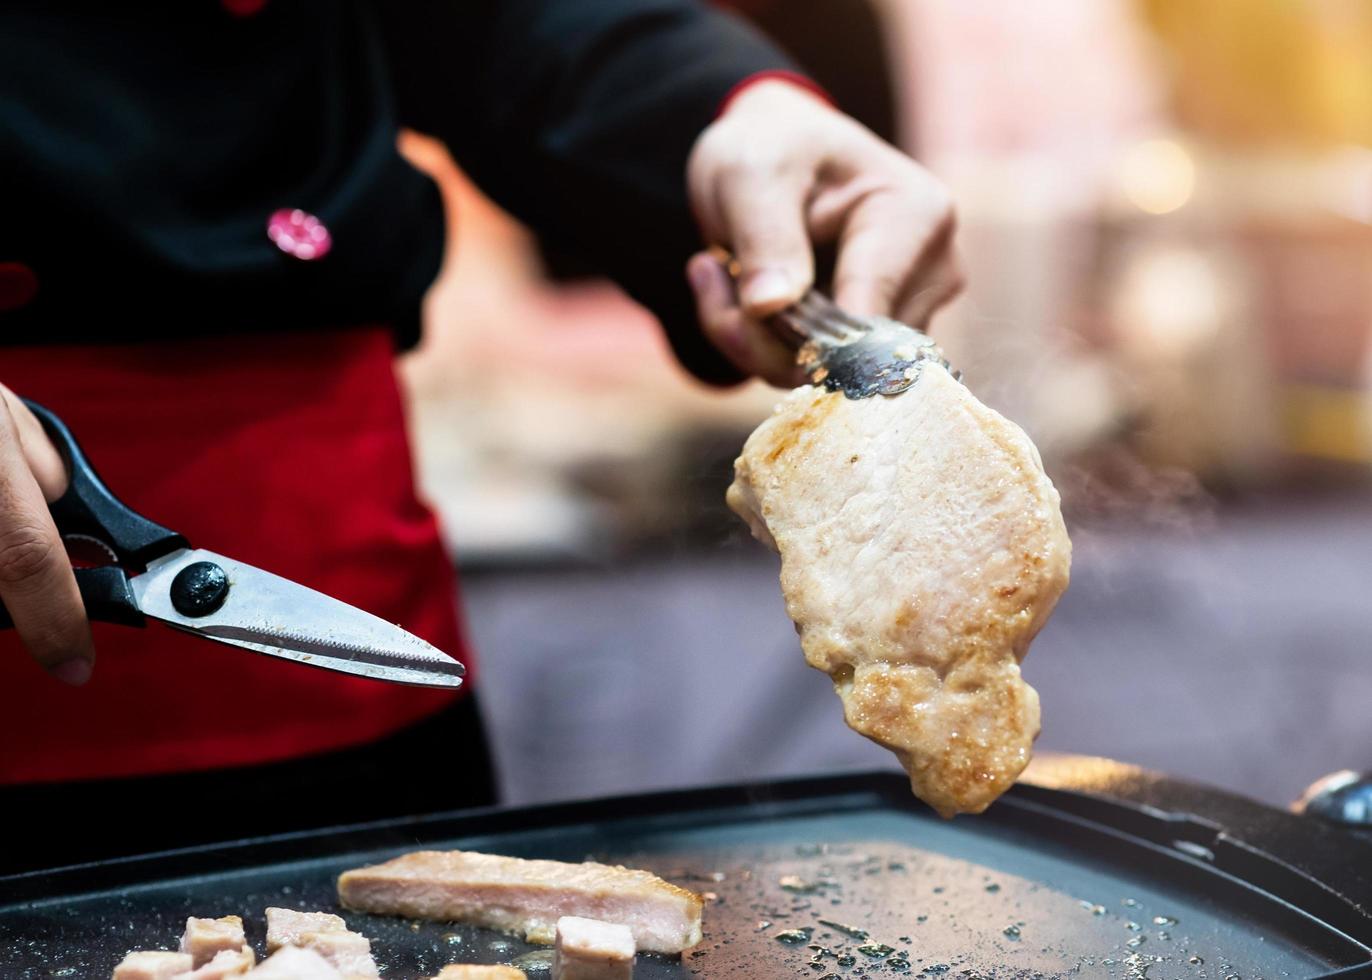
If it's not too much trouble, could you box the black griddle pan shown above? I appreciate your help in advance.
[2,766,1370,979]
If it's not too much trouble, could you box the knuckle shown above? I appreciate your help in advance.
[0,523,56,586]
[718,140,795,186]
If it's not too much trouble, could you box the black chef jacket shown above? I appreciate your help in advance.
[0,0,796,384]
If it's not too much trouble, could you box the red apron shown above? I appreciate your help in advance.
[0,327,469,783]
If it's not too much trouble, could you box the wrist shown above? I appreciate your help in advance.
[716,70,835,118]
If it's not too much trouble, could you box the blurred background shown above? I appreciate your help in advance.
[399,0,1372,810]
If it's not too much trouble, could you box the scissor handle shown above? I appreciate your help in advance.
[0,566,144,629]
[23,399,187,571]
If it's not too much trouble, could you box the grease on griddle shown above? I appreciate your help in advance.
[816,919,869,940]
[775,927,815,944]
[856,942,895,958]
[512,949,556,974]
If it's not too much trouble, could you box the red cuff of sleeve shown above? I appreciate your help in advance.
[715,69,836,118]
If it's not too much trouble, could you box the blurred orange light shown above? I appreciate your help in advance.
[1119,138,1196,215]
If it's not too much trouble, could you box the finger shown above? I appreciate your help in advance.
[0,402,94,685]
[831,183,956,318]
[688,252,803,387]
[710,163,814,318]
[0,386,67,501]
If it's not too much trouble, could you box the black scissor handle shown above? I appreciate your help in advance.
[0,566,143,629]
[22,399,186,571]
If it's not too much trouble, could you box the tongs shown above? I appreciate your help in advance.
[0,401,465,688]
[767,289,956,399]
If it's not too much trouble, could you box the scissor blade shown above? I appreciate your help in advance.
[130,548,465,689]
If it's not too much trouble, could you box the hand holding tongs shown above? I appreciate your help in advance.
[0,401,465,688]
[717,250,955,399]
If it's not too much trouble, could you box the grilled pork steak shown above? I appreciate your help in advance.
[728,366,1071,817]
[338,850,703,954]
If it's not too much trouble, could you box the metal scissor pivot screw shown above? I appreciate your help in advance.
[170,561,230,617]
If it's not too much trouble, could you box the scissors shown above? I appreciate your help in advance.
[0,400,465,689]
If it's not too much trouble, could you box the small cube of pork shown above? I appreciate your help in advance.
[430,967,528,980]
[245,946,344,979]
[296,930,379,978]
[172,947,256,980]
[180,916,248,967]
[113,951,194,980]
[264,907,347,951]
[553,916,634,980]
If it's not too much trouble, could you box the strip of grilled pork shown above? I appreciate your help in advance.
[338,850,702,954]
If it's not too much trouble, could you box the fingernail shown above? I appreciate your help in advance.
[743,269,794,310]
[51,657,92,687]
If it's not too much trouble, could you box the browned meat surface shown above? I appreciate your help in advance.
[338,850,702,954]
[179,916,248,968]
[553,915,635,980]
[431,967,529,979]
[728,368,1071,817]
[112,951,194,980]
[263,908,347,952]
